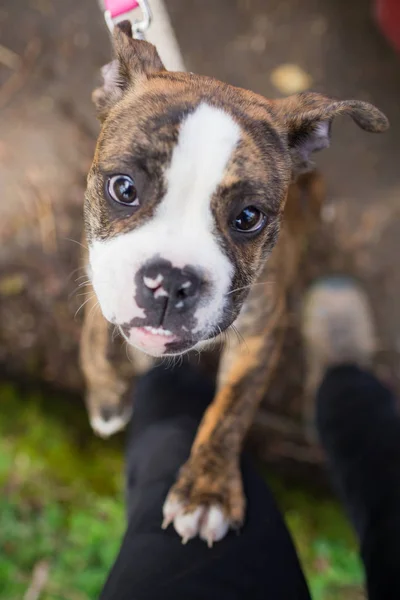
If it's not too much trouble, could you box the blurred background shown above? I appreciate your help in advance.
[0,0,399,598]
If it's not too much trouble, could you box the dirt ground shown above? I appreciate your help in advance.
[0,0,399,474]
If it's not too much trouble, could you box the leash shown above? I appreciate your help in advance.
[99,0,186,72]
[101,0,152,39]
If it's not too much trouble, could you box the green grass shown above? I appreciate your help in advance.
[0,383,125,599]
[0,381,365,599]
[0,497,124,600]
[273,483,364,599]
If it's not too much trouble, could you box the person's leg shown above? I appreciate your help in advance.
[303,277,400,600]
[100,363,311,600]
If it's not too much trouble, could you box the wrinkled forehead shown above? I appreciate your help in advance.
[95,74,289,189]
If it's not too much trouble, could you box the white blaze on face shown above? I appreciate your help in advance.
[89,103,241,348]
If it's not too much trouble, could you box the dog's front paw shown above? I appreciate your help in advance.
[162,451,245,547]
[86,379,131,438]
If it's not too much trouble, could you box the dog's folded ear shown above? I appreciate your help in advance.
[93,21,165,122]
[272,92,389,176]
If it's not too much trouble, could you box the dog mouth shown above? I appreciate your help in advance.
[120,325,194,356]
[118,302,238,357]
[140,326,176,338]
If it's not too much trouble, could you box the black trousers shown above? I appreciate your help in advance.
[100,364,400,600]
[317,365,400,600]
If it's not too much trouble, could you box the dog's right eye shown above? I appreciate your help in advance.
[107,175,139,206]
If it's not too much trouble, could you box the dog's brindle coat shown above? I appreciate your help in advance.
[81,22,388,544]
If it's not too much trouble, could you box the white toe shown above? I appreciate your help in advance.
[161,497,231,546]
[174,506,204,543]
[162,495,184,528]
[200,505,230,547]
[90,415,128,438]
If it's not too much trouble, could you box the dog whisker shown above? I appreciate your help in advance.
[76,281,92,289]
[161,354,180,369]
[194,347,202,364]
[111,325,121,342]
[227,280,274,296]
[75,274,90,283]
[75,290,95,300]
[65,237,89,251]
[229,324,249,353]
[124,341,135,366]
[68,280,92,300]
[67,265,87,282]
[87,299,100,324]
[74,294,96,320]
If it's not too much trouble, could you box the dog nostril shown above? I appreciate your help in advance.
[138,260,204,311]
[143,274,169,299]
[177,282,192,299]
[178,280,196,299]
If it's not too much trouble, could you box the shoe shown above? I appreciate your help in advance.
[301,276,376,437]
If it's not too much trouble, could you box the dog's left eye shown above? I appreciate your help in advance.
[107,175,139,206]
[232,206,266,233]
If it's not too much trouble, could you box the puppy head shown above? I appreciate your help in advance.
[84,22,388,357]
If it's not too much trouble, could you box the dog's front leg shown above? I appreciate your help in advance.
[163,300,286,546]
[80,292,132,438]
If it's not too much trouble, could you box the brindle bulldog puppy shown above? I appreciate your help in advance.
[81,21,388,545]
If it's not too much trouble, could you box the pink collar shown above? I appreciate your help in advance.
[103,0,152,36]
[104,0,139,19]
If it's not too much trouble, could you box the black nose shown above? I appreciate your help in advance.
[135,259,205,326]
